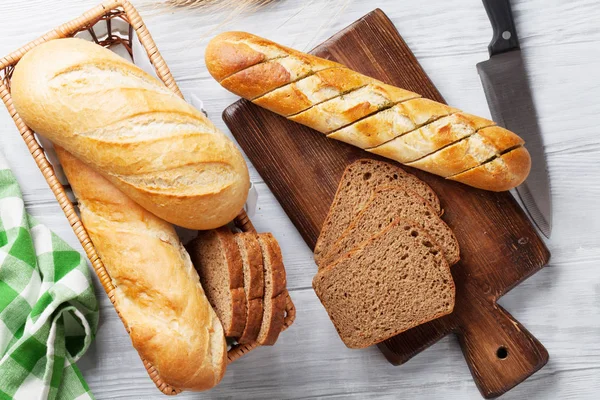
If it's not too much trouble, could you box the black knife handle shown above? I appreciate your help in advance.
[482,0,520,56]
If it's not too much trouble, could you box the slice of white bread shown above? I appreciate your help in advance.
[312,218,455,349]
[256,233,287,345]
[188,228,247,337]
[314,159,440,264]
[319,186,460,268]
[234,233,265,344]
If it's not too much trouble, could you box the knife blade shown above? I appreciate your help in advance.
[477,0,552,238]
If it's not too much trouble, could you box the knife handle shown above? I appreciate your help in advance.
[482,0,520,56]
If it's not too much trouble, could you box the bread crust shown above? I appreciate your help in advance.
[256,234,287,345]
[328,98,459,149]
[448,147,532,191]
[238,298,264,344]
[257,292,287,346]
[190,228,247,338]
[56,147,227,391]
[407,125,525,177]
[234,233,266,344]
[205,32,530,191]
[11,38,250,230]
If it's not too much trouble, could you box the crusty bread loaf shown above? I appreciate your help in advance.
[312,218,455,349]
[205,32,530,191]
[56,147,226,391]
[319,186,460,268]
[314,159,440,264]
[234,233,265,344]
[188,228,247,338]
[256,233,287,345]
[11,38,250,229]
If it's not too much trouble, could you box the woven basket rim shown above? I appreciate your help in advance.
[0,0,295,395]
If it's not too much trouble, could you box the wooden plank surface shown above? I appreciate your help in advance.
[223,9,550,398]
[0,0,599,399]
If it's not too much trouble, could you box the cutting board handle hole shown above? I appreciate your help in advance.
[496,346,509,360]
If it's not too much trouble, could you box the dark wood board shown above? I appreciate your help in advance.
[223,9,550,399]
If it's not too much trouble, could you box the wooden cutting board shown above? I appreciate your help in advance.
[223,9,550,398]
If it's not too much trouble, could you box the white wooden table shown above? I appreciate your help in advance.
[1,0,599,398]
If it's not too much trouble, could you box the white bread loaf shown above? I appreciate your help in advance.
[56,147,227,391]
[205,32,531,192]
[11,38,250,229]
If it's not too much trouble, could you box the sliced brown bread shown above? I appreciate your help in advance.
[256,233,287,345]
[234,233,265,344]
[319,186,460,268]
[314,159,441,264]
[188,227,247,337]
[312,218,455,349]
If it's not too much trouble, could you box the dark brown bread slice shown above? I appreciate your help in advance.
[314,159,441,264]
[313,219,455,349]
[256,233,287,345]
[188,227,247,338]
[234,233,265,344]
[319,186,460,268]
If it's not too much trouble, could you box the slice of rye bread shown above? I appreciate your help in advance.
[256,233,287,345]
[234,233,265,344]
[312,218,455,349]
[319,186,460,268]
[188,227,247,337]
[314,159,441,264]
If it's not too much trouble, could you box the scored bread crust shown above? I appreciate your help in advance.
[205,32,530,191]
[234,233,265,344]
[189,228,247,338]
[312,218,455,349]
[407,125,525,177]
[314,159,440,264]
[448,146,532,191]
[56,148,227,391]
[11,38,250,230]
[256,233,287,345]
[319,186,460,268]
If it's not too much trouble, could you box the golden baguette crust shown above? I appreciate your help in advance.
[369,112,495,163]
[205,32,531,191]
[220,55,339,100]
[288,83,419,133]
[408,125,525,177]
[328,98,459,148]
[448,147,532,191]
[56,147,227,391]
[253,67,367,116]
[11,38,250,229]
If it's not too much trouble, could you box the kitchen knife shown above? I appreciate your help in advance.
[477,0,552,238]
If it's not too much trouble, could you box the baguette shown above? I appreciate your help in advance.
[11,38,250,229]
[206,32,530,191]
[56,147,226,391]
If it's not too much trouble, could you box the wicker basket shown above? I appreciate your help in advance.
[0,0,295,395]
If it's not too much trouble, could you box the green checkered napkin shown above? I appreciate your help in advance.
[0,152,98,400]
